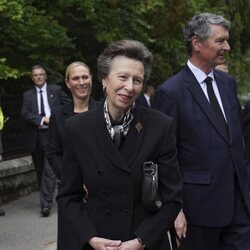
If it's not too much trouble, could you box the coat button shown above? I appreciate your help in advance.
[125,189,130,195]
[97,169,103,176]
[102,189,109,196]
[229,169,235,175]
[124,209,131,216]
[105,210,112,216]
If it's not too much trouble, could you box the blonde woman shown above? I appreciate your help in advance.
[47,61,99,250]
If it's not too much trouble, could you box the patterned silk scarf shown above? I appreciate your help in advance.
[103,99,134,147]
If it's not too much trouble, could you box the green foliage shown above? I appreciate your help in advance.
[0,0,250,97]
[0,0,24,20]
[0,58,26,79]
[0,0,74,83]
[208,0,250,97]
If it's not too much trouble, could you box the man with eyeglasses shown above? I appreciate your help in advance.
[22,65,64,217]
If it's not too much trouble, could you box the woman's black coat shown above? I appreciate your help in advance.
[58,104,182,250]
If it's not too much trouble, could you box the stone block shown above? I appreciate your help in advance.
[0,156,38,205]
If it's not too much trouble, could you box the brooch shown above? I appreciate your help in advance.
[135,122,143,134]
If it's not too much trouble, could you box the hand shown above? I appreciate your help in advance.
[88,237,122,250]
[174,210,187,247]
[43,116,50,124]
[118,238,143,250]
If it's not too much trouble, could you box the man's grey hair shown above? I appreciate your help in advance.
[31,64,46,72]
[184,13,230,55]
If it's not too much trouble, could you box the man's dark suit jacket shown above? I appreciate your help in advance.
[0,97,3,155]
[47,98,99,179]
[57,104,182,250]
[21,84,63,152]
[136,94,150,107]
[153,65,250,227]
[244,101,250,161]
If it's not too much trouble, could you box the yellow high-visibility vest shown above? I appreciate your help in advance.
[0,106,4,130]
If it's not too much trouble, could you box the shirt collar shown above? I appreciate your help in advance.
[36,83,47,93]
[187,60,214,84]
[144,93,150,101]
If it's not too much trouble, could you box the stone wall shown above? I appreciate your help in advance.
[0,156,37,205]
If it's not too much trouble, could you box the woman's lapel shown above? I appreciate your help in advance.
[93,106,130,172]
[120,106,145,167]
[93,105,145,171]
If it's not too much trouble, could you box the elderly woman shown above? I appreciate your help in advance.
[58,40,182,250]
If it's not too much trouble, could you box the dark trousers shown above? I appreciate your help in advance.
[31,130,56,208]
[40,158,56,208]
[182,178,250,250]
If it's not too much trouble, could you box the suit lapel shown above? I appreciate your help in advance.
[63,101,74,119]
[46,85,53,107]
[214,73,233,143]
[184,67,229,143]
[32,88,39,114]
[89,98,99,110]
[62,99,97,119]
[93,106,130,172]
[120,107,145,167]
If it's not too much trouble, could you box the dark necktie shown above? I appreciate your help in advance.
[205,77,228,136]
[39,90,45,116]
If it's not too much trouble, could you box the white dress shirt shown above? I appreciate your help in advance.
[36,83,51,126]
[187,60,227,121]
[144,93,151,107]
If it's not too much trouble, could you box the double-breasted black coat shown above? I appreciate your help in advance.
[57,104,182,250]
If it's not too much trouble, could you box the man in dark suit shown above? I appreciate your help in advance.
[154,13,250,250]
[22,65,63,217]
[0,98,3,162]
[244,101,250,161]
[136,84,155,108]
[0,97,5,216]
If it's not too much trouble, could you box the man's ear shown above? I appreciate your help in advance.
[191,36,201,52]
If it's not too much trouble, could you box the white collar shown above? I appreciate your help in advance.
[187,60,215,84]
[36,83,47,93]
